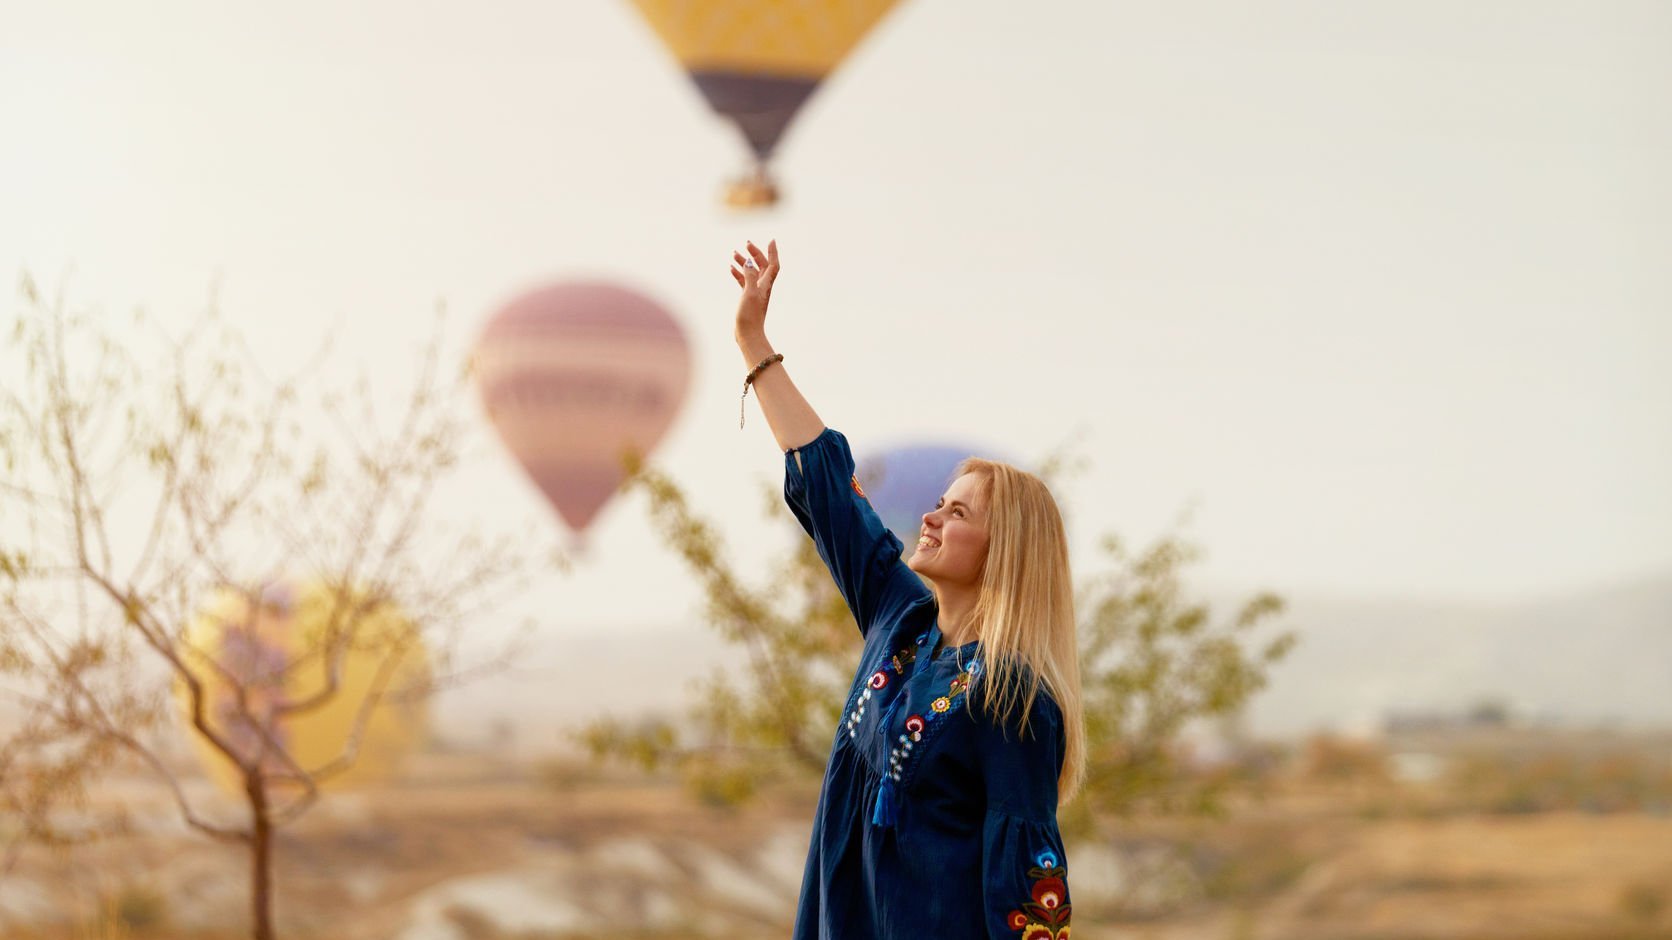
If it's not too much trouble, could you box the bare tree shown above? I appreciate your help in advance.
[580,451,1295,825]
[0,277,547,939]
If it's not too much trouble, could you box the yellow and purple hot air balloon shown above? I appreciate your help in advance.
[175,578,431,795]
[474,281,691,548]
[626,0,905,208]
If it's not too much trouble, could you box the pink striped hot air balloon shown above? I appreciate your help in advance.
[474,281,691,547]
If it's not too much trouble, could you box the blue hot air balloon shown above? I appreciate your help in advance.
[855,441,1012,559]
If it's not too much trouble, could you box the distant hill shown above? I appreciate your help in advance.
[432,574,1672,750]
[1242,573,1672,738]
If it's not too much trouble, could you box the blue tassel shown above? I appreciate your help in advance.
[871,778,898,828]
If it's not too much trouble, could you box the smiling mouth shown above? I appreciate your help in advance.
[917,535,940,550]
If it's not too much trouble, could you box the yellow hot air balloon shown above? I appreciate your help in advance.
[626,0,904,207]
[175,579,430,795]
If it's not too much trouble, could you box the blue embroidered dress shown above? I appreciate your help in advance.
[784,427,1073,940]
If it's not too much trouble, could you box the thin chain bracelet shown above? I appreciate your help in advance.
[740,353,784,428]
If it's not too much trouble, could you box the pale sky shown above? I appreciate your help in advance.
[4,0,1669,659]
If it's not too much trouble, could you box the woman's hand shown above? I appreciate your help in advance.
[731,239,779,340]
[727,237,822,450]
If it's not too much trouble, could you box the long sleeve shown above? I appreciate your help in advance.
[783,427,930,638]
[979,694,1072,940]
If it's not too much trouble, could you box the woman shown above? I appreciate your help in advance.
[732,240,1085,939]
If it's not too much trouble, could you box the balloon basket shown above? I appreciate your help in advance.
[724,171,781,210]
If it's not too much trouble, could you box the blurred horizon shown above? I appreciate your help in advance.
[421,567,1672,752]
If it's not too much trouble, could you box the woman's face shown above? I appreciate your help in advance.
[906,471,990,589]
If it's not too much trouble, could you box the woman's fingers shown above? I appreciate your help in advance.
[734,249,760,281]
[733,241,777,289]
[732,251,756,287]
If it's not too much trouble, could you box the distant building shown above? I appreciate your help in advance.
[1380,698,1539,735]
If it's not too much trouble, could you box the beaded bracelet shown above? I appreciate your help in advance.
[740,352,784,428]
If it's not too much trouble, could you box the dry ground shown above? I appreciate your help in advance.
[4,749,1671,940]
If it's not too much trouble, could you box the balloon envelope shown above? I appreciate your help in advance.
[627,0,904,202]
[175,579,430,795]
[475,281,691,538]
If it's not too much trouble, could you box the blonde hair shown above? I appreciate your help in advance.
[942,458,1085,805]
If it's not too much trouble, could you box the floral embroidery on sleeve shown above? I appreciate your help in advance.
[1006,849,1070,939]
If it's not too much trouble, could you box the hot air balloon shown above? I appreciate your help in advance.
[175,578,430,795]
[626,0,905,208]
[856,441,1011,559]
[474,281,691,547]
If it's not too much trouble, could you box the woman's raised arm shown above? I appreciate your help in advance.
[732,239,824,454]
[736,239,930,632]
